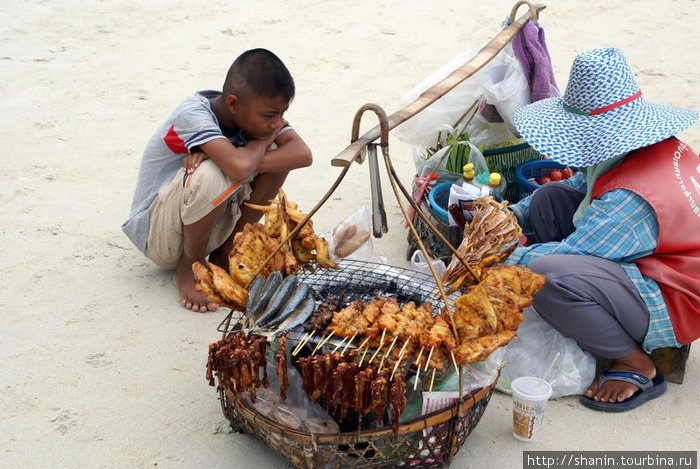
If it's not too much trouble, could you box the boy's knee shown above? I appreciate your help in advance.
[188,159,229,187]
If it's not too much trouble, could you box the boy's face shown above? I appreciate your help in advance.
[229,94,289,140]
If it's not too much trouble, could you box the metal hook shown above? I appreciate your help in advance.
[351,104,390,237]
[508,1,538,23]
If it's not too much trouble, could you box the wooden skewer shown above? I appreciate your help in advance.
[299,330,317,353]
[312,331,334,354]
[356,335,371,351]
[429,368,436,392]
[311,331,329,354]
[390,339,411,380]
[359,344,370,367]
[292,331,310,356]
[341,334,356,356]
[414,346,425,368]
[450,350,460,380]
[368,329,387,363]
[413,347,425,392]
[424,346,435,372]
[413,368,421,391]
[379,335,399,371]
[331,336,347,353]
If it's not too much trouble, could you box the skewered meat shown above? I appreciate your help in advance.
[389,366,407,440]
[276,335,289,400]
[297,351,406,436]
[302,295,345,333]
[207,331,268,402]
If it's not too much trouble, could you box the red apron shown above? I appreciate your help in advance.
[592,138,700,344]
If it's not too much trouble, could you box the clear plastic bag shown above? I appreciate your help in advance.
[496,307,596,399]
[415,135,490,183]
[323,206,373,261]
[396,43,532,164]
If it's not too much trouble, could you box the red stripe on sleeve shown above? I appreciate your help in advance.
[163,125,187,154]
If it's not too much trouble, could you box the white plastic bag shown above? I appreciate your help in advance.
[479,43,530,136]
[395,48,484,153]
[410,250,446,278]
[497,307,596,399]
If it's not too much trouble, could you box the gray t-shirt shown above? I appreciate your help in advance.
[121,90,247,252]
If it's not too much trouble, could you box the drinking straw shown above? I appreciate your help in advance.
[538,352,560,387]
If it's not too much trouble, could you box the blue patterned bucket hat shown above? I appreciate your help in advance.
[513,48,698,167]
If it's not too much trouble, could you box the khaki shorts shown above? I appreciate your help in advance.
[144,159,252,269]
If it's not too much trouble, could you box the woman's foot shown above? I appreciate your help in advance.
[173,264,218,312]
[584,347,656,403]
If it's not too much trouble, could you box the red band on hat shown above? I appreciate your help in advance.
[589,90,642,115]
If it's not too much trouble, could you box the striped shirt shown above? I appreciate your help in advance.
[507,172,681,352]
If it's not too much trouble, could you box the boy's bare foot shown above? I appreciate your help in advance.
[173,265,218,312]
[583,347,656,403]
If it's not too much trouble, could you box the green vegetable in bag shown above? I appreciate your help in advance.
[445,128,472,173]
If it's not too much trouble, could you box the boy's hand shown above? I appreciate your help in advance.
[183,151,208,174]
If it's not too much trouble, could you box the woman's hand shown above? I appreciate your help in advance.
[183,150,208,174]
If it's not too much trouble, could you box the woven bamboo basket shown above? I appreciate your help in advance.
[220,376,497,469]
[213,260,499,468]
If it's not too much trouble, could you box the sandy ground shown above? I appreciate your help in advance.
[2,1,699,467]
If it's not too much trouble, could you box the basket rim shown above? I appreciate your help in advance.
[224,371,498,445]
[481,141,530,155]
[515,159,570,192]
[428,181,453,223]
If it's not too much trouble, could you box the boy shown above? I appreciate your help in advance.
[122,49,312,312]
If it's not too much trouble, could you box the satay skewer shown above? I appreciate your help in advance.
[356,335,371,351]
[359,344,371,367]
[331,336,347,353]
[424,346,435,372]
[341,334,356,356]
[390,339,411,380]
[379,335,399,370]
[312,331,335,354]
[292,331,310,356]
[368,329,387,363]
[297,330,316,354]
[413,368,421,391]
[413,347,425,390]
[429,368,436,392]
[450,350,460,380]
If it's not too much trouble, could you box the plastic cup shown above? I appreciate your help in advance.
[511,377,553,442]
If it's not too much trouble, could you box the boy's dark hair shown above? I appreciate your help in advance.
[223,48,295,103]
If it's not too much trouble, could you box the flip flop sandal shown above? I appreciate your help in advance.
[580,370,667,413]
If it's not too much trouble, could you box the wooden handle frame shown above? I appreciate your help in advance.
[330,3,545,167]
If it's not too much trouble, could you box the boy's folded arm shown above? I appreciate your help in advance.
[256,129,313,173]
[198,137,266,180]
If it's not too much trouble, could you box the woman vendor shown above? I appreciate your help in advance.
[505,48,699,412]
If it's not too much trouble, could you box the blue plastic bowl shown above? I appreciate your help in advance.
[428,181,452,224]
[515,160,576,198]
